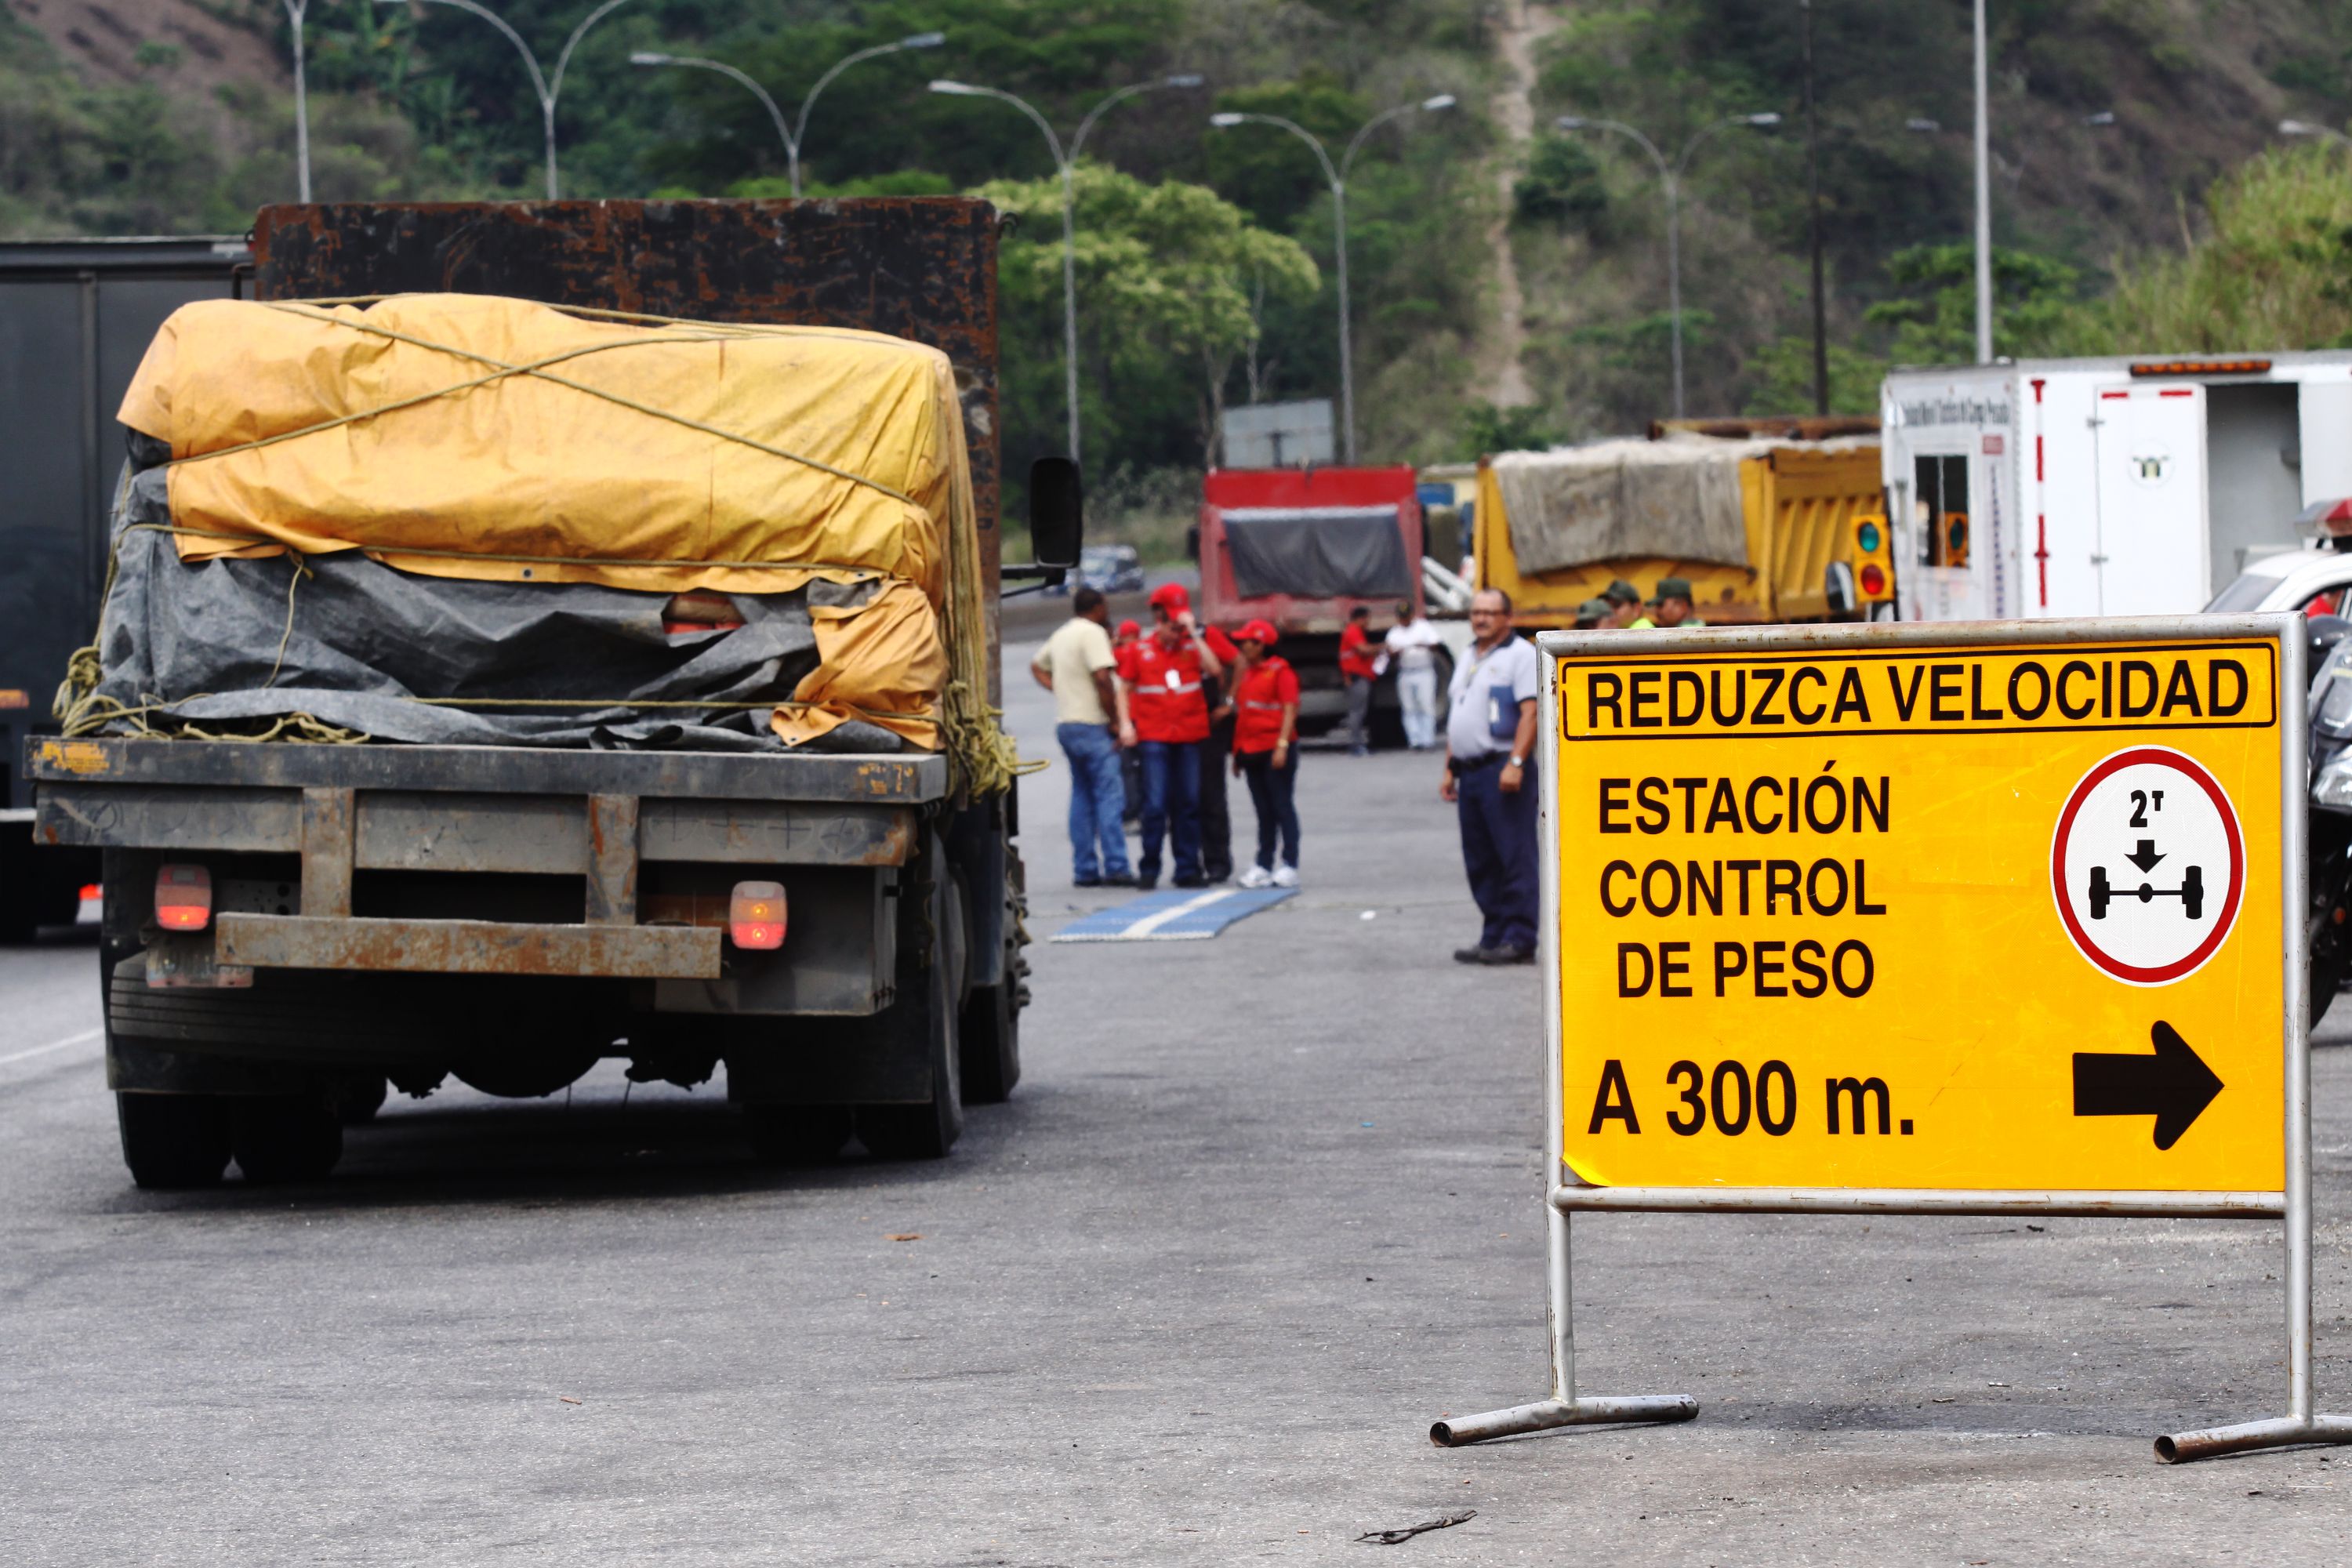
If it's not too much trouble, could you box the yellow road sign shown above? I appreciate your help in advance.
[1552,633,2286,1194]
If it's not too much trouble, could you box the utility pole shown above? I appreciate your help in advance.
[1799,0,1828,415]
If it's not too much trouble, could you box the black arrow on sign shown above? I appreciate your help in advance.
[2125,840,2165,873]
[2072,1022,2223,1151]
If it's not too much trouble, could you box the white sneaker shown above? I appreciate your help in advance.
[1271,864,1299,888]
[1236,866,1272,889]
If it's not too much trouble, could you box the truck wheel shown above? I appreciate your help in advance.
[857,877,964,1160]
[743,1105,854,1166]
[335,1077,389,1125]
[960,852,1025,1105]
[230,1096,343,1184]
[115,1092,233,1189]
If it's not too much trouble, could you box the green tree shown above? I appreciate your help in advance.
[1864,243,2083,364]
[978,162,1319,466]
[2066,144,2352,353]
[1739,338,1883,417]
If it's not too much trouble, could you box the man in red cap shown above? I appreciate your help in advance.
[1118,583,1230,888]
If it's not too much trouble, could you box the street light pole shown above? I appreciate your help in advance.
[632,32,943,198]
[931,74,1205,466]
[1210,95,1454,464]
[1556,112,1780,419]
[379,0,637,198]
[284,0,312,201]
[1800,0,1828,412]
[1972,0,1993,363]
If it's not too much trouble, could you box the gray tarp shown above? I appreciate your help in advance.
[1490,438,1762,575]
[1218,505,1411,600]
[89,463,904,752]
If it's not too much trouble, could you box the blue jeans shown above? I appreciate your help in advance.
[1457,758,1537,950]
[1136,739,1201,884]
[1238,747,1300,870]
[1058,722,1131,882]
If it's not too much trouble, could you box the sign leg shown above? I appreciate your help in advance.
[2155,967,2348,1461]
[1430,1206,1699,1447]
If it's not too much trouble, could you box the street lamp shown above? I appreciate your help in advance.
[285,0,314,200]
[1555,111,1780,419]
[1209,94,1455,463]
[378,0,637,199]
[1971,0,1991,365]
[931,74,1207,465]
[2281,118,2352,151]
[632,31,944,198]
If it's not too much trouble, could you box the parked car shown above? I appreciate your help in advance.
[2206,548,2352,616]
[1075,543,1145,594]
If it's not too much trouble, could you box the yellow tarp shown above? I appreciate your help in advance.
[116,294,991,755]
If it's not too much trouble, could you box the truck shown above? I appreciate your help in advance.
[1471,422,1894,630]
[0,236,252,939]
[29,199,1067,1187]
[1878,352,2352,621]
[1194,465,1427,739]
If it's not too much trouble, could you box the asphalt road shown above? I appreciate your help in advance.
[3,644,2349,1564]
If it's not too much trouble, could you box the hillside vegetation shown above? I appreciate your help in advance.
[9,0,2352,546]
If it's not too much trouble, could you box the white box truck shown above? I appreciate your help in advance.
[1879,353,2352,620]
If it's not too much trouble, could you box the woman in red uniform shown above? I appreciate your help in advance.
[1228,619,1301,888]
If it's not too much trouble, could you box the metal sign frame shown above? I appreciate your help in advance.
[1430,615,2350,1462]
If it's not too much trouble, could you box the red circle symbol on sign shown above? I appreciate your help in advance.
[2049,746,2245,985]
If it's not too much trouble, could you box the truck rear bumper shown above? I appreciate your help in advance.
[214,913,720,978]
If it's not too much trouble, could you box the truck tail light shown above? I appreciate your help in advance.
[154,865,212,931]
[1860,564,1886,597]
[663,590,746,635]
[729,880,786,949]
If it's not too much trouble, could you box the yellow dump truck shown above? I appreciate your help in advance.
[1472,425,1893,627]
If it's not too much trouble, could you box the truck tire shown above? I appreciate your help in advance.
[743,1105,855,1166]
[960,850,1025,1105]
[335,1077,389,1125]
[230,1095,343,1184]
[857,851,964,1160]
[115,1092,233,1189]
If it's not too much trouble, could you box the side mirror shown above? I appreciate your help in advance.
[1026,456,1083,569]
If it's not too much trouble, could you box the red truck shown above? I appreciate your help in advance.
[1195,466,1427,740]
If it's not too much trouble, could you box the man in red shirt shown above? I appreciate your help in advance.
[1117,583,1227,889]
[1227,619,1301,887]
[1338,604,1378,756]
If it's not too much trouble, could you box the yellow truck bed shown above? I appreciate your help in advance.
[1474,439,1893,627]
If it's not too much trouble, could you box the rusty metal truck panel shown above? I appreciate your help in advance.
[214,912,723,979]
[30,737,946,803]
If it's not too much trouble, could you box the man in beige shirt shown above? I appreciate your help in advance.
[1031,586,1134,887]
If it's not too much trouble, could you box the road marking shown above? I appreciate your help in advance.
[0,1026,103,1066]
[1120,888,1233,938]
